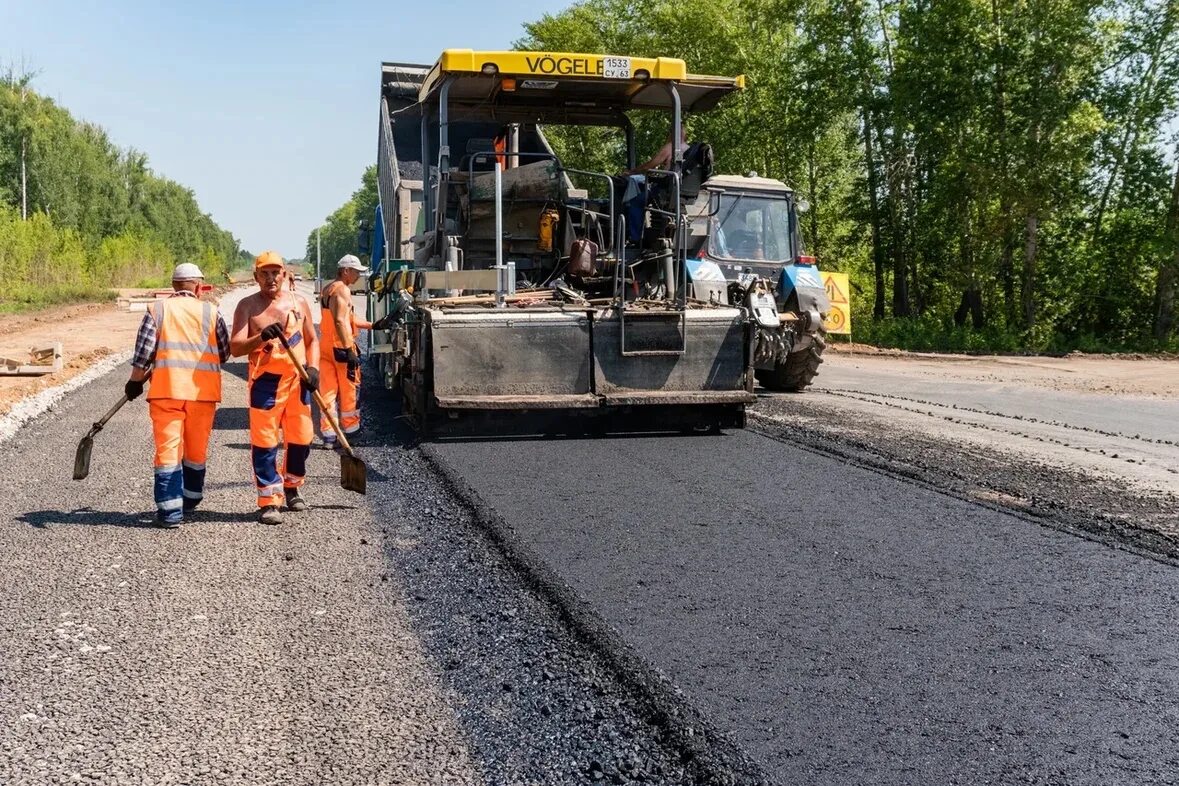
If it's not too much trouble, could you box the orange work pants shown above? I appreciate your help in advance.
[248,370,313,508]
[149,399,216,514]
[319,353,360,443]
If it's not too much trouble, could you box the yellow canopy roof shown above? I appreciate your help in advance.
[417,49,745,121]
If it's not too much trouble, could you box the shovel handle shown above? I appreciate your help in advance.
[275,333,355,455]
[90,368,153,436]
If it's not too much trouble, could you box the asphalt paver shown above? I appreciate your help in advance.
[430,429,1179,785]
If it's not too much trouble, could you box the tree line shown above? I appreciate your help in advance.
[0,67,245,308]
[520,0,1179,351]
[304,166,378,279]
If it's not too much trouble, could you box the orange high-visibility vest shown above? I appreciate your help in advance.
[319,280,357,358]
[148,296,222,402]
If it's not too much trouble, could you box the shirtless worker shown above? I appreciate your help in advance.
[318,254,372,449]
[230,251,320,525]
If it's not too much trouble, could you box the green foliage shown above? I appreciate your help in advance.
[0,71,241,307]
[516,0,1179,351]
[305,166,378,277]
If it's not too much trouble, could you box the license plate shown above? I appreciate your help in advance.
[603,57,631,79]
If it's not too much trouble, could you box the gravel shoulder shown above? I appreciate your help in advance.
[0,361,478,786]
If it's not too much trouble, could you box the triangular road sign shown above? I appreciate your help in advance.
[823,272,849,304]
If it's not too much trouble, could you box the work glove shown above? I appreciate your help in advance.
[346,347,361,382]
[260,322,285,342]
[124,379,145,401]
[301,366,320,394]
[371,314,392,332]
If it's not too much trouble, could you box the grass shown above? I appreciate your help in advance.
[0,284,117,314]
[855,315,1179,355]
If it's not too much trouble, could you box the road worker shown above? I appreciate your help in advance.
[124,262,229,528]
[318,254,371,449]
[230,251,320,525]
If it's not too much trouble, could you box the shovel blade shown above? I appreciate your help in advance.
[73,436,94,481]
[339,452,367,495]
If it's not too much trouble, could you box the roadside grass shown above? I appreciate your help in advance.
[0,284,117,314]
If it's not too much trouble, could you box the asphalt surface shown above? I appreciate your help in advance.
[430,427,1179,784]
[0,284,717,785]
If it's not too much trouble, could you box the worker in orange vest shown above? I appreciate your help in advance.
[230,251,320,525]
[124,262,229,528]
[318,254,371,449]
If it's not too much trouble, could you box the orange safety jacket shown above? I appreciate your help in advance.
[319,280,358,358]
[147,297,222,402]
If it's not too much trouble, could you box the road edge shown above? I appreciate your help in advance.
[418,442,778,786]
[0,351,131,446]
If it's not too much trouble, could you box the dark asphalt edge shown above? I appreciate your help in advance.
[418,442,779,786]
[748,411,1179,568]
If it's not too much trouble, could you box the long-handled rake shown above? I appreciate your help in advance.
[278,334,366,494]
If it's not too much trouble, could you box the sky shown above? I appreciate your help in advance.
[0,0,570,258]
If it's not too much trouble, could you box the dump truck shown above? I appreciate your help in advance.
[368,50,829,433]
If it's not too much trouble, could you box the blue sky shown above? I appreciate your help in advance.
[0,0,569,258]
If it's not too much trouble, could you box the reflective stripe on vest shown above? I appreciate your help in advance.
[147,297,222,402]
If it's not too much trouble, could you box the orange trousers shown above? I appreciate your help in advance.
[319,354,360,443]
[248,370,313,508]
[149,399,216,514]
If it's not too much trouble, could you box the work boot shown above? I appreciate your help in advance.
[284,488,308,512]
[258,506,282,526]
[157,510,183,529]
[183,498,200,513]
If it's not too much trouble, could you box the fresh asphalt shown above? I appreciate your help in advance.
[429,427,1179,785]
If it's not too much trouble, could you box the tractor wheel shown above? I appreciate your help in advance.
[756,328,827,392]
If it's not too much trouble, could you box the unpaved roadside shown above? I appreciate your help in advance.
[0,290,244,419]
[827,344,1178,398]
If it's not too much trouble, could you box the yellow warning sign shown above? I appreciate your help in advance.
[821,272,852,335]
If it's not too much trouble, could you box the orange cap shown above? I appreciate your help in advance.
[254,250,284,270]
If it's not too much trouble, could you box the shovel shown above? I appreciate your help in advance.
[277,334,367,495]
[73,371,151,480]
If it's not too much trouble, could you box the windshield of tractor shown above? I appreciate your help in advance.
[708,193,795,264]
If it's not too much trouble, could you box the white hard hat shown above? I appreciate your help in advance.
[337,254,369,274]
[172,262,205,281]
